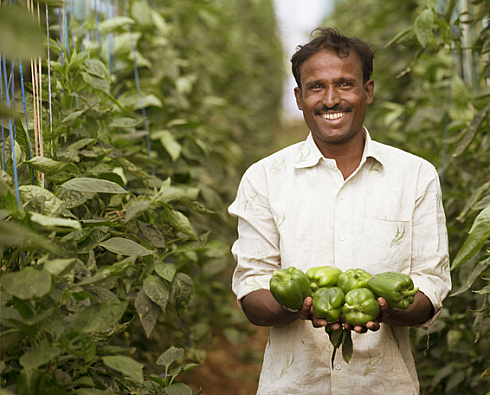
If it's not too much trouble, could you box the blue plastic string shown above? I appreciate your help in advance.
[95,0,102,58]
[10,59,17,141]
[1,55,5,171]
[64,4,70,58]
[19,59,35,184]
[2,55,21,209]
[124,0,153,168]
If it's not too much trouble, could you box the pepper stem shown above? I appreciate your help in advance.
[402,287,419,297]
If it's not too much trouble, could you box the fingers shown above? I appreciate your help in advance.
[298,297,313,320]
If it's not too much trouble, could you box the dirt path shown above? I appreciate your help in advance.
[182,326,269,395]
[182,120,308,395]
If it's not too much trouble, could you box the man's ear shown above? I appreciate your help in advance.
[365,80,374,105]
[294,87,303,111]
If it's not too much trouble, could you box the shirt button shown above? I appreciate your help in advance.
[339,194,345,200]
[335,364,341,370]
[339,235,345,241]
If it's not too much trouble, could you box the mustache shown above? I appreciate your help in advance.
[314,105,351,115]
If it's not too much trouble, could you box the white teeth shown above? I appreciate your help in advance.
[322,112,344,120]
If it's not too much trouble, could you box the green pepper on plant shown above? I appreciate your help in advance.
[306,266,342,292]
[342,288,380,326]
[367,271,419,309]
[337,268,372,293]
[312,286,345,323]
[269,266,312,311]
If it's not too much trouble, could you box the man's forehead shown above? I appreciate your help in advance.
[299,49,363,78]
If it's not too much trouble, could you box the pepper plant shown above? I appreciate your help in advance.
[324,0,490,393]
[0,0,283,393]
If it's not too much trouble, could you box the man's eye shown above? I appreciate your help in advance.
[340,82,352,87]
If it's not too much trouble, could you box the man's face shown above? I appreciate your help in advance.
[294,49,374,152]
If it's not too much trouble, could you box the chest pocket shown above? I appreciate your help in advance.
[360,218,411,273]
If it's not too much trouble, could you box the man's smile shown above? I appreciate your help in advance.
[321,112,345,120]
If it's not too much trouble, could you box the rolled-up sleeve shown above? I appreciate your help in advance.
[410,163,451,328]
[228,163,281,309]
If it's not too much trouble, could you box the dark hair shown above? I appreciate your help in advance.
[291,27,375,89]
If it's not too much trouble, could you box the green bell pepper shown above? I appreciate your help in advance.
[312,286,345,323]
[367,271,419,309]
[342,288,380,326]
[306,266,342,292]
[337,268,372,293]
[269,266,312,311]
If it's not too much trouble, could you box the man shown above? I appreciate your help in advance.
[228,27,451,394]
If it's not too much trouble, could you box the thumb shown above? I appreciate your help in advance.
[299,296,313,320]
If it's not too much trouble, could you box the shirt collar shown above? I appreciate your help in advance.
[293,128,385,170]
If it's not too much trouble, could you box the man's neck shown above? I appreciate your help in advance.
[313,132,366,180]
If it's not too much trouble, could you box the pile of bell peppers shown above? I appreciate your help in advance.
[268,266,419,365]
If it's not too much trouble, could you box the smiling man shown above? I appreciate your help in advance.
[229,28,451,394]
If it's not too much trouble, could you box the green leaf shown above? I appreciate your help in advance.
[98,16,135,34]
[30,212,82,230]
[109,117,144,129]
[84,59,109,80]
[155,263,176,282]
[156,346,184,370]
[60,177,127,194]
[58,189,87,209]
[385,27,414,48]
[414,9,434,48]
[77,255,137,286]
[102,355,144,384]
[65,300,129,334]
[451,205,490,269]
[138,221,166,248]
[82,72,110,91]
[170,273,194,316]
[162,208,196,237]
[61,109,87,124]
[100,237,154,256]
[474,284,490,295]
[164,383,193,395]
[1,267,52,300]
[19,340,61,369]
[453,99,490,157]
[0,220,57,251]
[44,258,77,276]
[480,367,490,380]
[0,5,45,60]
[19,185,64,216]
[154,185,200,203]
[143,275,170,312]
[341,329,353,364]
[153,130,182,162]
[77,390,116,395]
[451,257,490,296]
[135,289,160,338]
[66,138,96,151]
[126,200,151,221]
[117,91,163,110]
[25,157,78,175]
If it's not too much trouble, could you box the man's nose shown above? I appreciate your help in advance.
[322,86,340,108]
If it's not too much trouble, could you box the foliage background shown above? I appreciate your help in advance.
[323,0,490,393]
[2,0,490,394]
[0,0,282,394]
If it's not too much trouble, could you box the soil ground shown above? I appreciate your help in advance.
[182,326,270,395]
[181,119,308,395]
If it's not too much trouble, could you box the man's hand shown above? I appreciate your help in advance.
[241,290,342,328]
[342,291,434,333]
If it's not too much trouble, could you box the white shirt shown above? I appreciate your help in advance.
[228,130,451,395]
